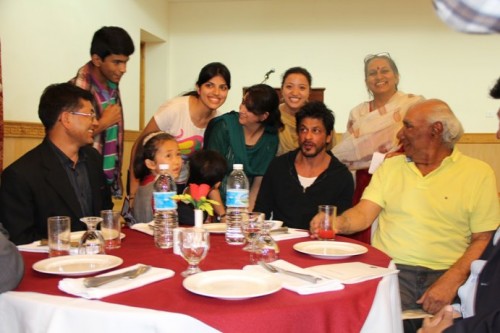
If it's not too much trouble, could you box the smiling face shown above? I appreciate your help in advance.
[196,75,229,111]
[66,99,99,146]
[397,105,435,161]
[146,139,183,178]
[365,58,399,97]
[238,95,268,127]
[92,54,129,84]
[297,117,331,158]
[281,73,311,113]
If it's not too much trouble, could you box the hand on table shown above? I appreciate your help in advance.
[417,305,454,333]
[308,213,330,239]
[309,212,342,239]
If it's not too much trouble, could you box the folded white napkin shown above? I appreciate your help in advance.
[271,228,310,242]
[244,259,344,295]
[131,222,309,242]
[130,221,154,236]
[307,262,399,284]
[58,264,174,299]
[17,240,49,253]
[18,241,79,255]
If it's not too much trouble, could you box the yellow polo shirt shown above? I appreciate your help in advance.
[363,149,500,270]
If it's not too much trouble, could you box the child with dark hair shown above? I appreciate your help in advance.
[130,131,182,224]
[178,150,228,225]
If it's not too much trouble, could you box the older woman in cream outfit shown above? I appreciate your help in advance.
[333,53,424,244]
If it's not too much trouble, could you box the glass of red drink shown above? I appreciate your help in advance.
[317,205,337,240]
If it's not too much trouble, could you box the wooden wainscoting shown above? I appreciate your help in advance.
[3,122,500,205]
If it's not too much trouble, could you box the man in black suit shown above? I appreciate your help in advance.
[0,83,113,245]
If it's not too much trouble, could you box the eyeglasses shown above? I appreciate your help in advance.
[364,52,392,63]
[70,111,96,119]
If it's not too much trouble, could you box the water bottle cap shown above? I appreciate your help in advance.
[233,164,243,170]
[159,164,169,170]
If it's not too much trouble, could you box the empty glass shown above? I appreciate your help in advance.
[250,220,279,264]
[179,228,210,277]
[78,217,106,255]
[241,212,264,252]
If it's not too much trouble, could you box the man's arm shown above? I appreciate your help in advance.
[418,305,454,333]
[417,231,494,314]
[310,199,381,236]
[0,168,38,245]
[419,304,500,333]
[444,308,500,333]
[253,166,276,220]
[0,228,25,293]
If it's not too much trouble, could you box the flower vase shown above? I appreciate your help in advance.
[194,209,203,228]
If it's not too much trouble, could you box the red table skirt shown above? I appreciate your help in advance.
[16,228,391,333]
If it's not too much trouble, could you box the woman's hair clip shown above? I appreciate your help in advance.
[142,131,167,146]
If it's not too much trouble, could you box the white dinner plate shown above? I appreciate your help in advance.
[203,223,226,234]
[293,241,368,259]
[183,269,282,300]
[33,255,123,276]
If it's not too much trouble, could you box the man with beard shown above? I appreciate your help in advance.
[254,101,353,230]
[0,83,113,245]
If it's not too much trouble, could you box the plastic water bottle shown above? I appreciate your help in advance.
[153,164,178,249]
[225,164,248,245]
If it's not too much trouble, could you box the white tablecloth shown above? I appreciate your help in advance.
[0,262,402,333]
[0,292,219,333]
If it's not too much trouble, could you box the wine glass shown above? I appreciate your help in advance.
[78,217,106,255]
[179,228,210,277]
[250,220,280,264]
[241,212,264,251]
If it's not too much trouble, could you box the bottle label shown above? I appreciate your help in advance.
[153,191,177,210]
[226,189,249,207]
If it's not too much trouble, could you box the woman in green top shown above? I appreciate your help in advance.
[204,84,283,212]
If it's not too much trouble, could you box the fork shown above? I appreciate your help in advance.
[259,261,321,284]
[83,265,151,288]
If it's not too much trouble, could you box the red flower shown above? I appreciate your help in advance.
[189,183,211,201]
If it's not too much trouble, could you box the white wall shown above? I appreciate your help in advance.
[0,0,170,131]
[1,0,500,133]
[167,0,500,133]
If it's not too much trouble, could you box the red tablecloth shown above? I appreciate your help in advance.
[16,228,391,333]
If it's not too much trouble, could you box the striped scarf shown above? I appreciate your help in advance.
[70,62,124,198]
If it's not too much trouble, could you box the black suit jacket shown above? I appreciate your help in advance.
[446,229,500,332]
[0,138,113,245]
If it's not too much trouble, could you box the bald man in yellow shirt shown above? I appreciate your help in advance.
[311,99,500,332]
